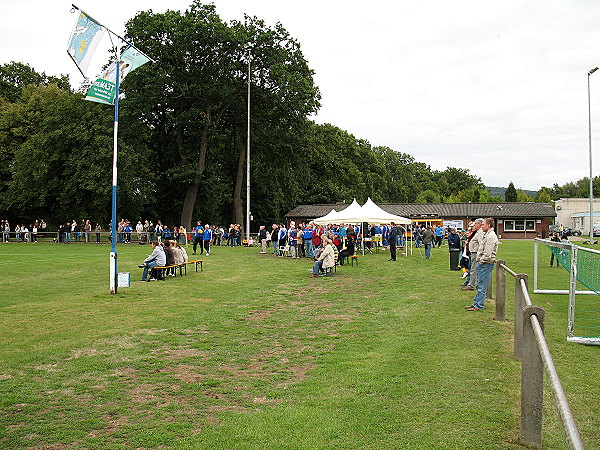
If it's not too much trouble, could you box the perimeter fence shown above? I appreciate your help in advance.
[492,260,585,449]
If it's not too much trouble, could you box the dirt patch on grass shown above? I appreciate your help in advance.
[152,345,208,360]
[170,364,205,383]
[111,366,138,380]
[66,348,101,360]
[87,414,128,437]
[34,363,59,372]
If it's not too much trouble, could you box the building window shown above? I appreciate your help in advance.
[504,219,536,232]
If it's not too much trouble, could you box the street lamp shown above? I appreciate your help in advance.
[246,50,252,243]
[587,67,598,243]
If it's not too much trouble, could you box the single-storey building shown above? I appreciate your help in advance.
[554,198,600,234]
[285,202,557,239]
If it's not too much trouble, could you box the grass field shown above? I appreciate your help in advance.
[0,240,598,449]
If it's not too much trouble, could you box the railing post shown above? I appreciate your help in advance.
[520,305,545,449]
[495,260,506,321]
[514,273,529,360]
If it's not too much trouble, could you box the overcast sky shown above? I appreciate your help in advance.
[2,0,600,191]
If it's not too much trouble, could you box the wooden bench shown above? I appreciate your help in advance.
[152,259,203,280]
[185,259,204,272]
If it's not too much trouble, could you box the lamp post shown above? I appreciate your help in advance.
[588,67,598,244]
[246,51,251,243]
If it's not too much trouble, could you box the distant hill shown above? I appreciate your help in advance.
[486,186,538,200]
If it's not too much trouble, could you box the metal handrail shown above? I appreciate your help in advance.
[499,262,517,277]
[496,261,585,449]
[520,278,532,307]
[530,314,585,449]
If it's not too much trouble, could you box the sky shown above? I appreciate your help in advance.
[2,0,600,191]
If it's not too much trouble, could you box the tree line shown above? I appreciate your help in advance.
[0,1,589,230]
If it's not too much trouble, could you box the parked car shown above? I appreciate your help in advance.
[563,227,581,236]
[593,225,600,237]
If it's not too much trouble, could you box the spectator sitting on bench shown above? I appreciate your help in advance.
[310,237,335,278]
[174,241,188,264]
[139,240,166,281]
[163,240,176,276]
[338,235,355,265]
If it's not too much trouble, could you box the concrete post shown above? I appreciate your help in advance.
[495,260,506,321]
[514,273,529,360]
[520,305,545,449]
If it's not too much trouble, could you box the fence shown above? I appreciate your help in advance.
[493,260,585,449]
[0,231,192,245]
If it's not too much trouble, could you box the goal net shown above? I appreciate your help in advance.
[534,238,600,345]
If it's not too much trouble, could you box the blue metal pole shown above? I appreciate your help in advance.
[110,56,120,294]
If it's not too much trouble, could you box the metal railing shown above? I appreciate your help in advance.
[0,231,192,245]
[493,260,585,449]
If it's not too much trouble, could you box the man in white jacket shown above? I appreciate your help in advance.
[310,237,335,277]
[466,218,499,311]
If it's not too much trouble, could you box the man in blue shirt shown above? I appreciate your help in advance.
[434,225,444,248]
[203,225,213,255]
[193,221,204,255]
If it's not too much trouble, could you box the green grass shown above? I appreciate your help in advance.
[0,241,598,449]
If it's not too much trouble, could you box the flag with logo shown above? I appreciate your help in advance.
[67,11,105,77]
[85,46,151,105]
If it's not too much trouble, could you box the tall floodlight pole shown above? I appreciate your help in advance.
[246,53,251,242]
[588,67,598,244]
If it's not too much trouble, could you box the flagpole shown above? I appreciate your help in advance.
[109,56,120,294]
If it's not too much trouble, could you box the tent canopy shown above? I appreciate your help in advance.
[312,208,340,225]
[312,198,411,225]
[359,198,412,225]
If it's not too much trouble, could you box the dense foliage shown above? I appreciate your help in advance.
[0,1,566,230]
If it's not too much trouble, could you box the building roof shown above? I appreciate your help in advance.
[286,202,557,220]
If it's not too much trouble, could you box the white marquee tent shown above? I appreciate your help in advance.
[313,198,411,225]
[311,198,413,255]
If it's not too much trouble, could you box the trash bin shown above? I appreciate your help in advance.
[449,249,461,271]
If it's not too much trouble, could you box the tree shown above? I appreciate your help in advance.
[516,189,534,202]
[534,187,552,203]
[0,84,153,225]
[415,189,441,203]
[0,62,70,102]
[434,167,483,199]
[123,2,320,229]
[505,181,517,202]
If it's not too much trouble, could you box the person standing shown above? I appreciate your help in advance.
[434,225,444,248]
[95,223,102,243]
[303,224,314,258]
[258,225,268,253]
[461,219,484,290]
[192,221,203,254]
[288,225,298,258]
[388,222,398,261]
[203,225,213,255]
[466,218,499,311]
[271,224,279,255]
[447,228,461,250]
[422,226,434,259]
[136,221,144,242]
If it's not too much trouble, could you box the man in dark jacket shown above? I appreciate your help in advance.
[388,222,398,261]
[422,226,435,259]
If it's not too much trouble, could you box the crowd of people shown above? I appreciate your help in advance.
[5,213,501,308]
[0,219,47,243]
